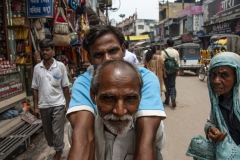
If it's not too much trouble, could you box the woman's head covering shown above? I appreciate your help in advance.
[207,52,240,129]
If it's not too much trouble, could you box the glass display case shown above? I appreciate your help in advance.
[0,70,26,113]
[0,70,24,101]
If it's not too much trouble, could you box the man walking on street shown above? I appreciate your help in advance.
[161,39,180,109]
[31,39,70,160]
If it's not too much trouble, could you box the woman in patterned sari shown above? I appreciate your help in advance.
[186,52,240,160]
[144,46,166,94]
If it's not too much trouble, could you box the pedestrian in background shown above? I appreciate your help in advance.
[123,41,139,65]
[161,39,180,109]
[145,46,166,94]
[66,60,76,84]
[187,52,240,159]
[31,39,70,160]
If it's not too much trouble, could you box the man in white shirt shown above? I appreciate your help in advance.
[89,60,165,160]
[32,39,70,160]
[161,39,180,109]
[123,41,138,64]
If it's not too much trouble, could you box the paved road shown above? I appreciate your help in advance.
[15,71,211,160]
[161,72,211,160]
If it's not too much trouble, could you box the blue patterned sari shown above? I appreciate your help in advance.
[186,52,240,160]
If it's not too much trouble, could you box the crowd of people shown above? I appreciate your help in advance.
[31,25,240,160]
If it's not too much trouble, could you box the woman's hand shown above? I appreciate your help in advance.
[208,126,227,142]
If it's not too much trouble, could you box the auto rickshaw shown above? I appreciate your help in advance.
[198,34,240,81]
[174,43,201,76]
[208,34,240,55]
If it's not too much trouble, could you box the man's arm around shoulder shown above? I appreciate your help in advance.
[134,116,161,160]
[67,110,95,160]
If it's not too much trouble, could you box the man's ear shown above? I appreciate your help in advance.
[121,44,126,57]
[90,88,96,104]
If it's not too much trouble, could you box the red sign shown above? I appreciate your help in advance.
[181,33,192,43]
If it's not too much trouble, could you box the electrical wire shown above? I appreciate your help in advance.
[137,3,159,19]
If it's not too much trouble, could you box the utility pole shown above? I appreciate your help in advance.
[119,14,125,35]
[182,0,184,9]
[105,0,109,24]
[167,0,170,38]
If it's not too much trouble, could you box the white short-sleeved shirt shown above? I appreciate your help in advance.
[31,58,69,108]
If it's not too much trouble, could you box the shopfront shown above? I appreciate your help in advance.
[0,0,101,158]
[205,18,240,35]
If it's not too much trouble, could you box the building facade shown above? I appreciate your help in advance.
[158,2,194,39]
[116,13,158,42]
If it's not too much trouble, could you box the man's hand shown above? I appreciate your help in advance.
[63,87,70,112]
[208,126,227,142]
[134,116,161,160]
[67,111,94,160]
[34,107,41,119]
[65,103,69,113]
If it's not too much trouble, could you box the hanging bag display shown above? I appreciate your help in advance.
[37,27,46,42]
[34,19,43,30]
[53,7,70,46]
[163,50,179,75]
[53,7,69,34]
[68,21,78,46]
[34,18,46,30]
[53,33,71,46]
[33,19,45,42]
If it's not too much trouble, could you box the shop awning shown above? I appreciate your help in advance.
[125,34,149,41]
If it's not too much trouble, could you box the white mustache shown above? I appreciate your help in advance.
[103,114,133,121]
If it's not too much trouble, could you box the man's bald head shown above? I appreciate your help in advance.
[91,60,143,95]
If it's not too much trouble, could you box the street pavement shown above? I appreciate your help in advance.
[15,71,211,160]
[161,71,210,160]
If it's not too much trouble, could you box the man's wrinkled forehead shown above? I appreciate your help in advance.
[94,33,121,44]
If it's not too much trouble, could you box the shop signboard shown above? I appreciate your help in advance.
[205,18,239,35]
[193,15,200,31]
[180,6,202,18]
[27,0,53,18]
[203,0,240,22]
